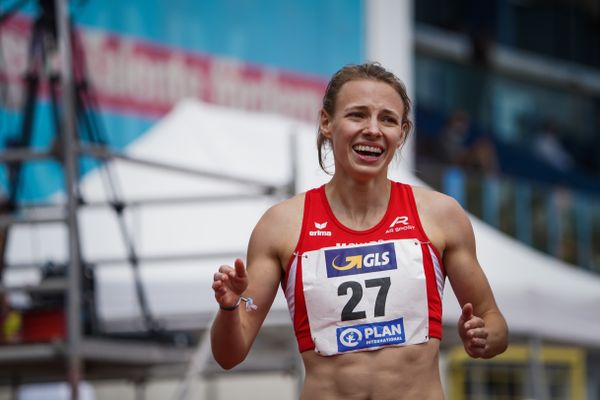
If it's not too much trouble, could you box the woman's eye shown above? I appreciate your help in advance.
[347,111,365,119]
[382,116,398,124]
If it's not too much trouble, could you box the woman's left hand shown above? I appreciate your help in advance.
[458,302,489,358]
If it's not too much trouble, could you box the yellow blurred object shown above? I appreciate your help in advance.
[1,309,22,343]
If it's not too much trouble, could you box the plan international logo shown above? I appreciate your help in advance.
[324,242,397,278]
[337,318,406,352]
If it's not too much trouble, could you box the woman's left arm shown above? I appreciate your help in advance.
[440,196,508,359]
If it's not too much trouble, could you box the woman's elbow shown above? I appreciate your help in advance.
[215,356,242,370]
[211,347,247,370]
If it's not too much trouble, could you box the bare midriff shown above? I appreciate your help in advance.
[300,339,444,400]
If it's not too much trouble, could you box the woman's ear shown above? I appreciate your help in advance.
[319,109,332,139]
[399,122,409,147]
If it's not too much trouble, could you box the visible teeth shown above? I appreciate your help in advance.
[354,145,383,154]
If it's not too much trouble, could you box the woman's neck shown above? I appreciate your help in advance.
[325,175,392,230]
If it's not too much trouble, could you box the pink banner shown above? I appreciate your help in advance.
[0,16,326,122]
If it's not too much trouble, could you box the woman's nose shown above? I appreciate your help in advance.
[364,117,381,136]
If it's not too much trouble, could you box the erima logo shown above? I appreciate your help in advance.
[315,222,327,229]
[325,242,397,277]
[309,221,332,237]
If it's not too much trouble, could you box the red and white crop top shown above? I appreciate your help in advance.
[281,182,445,355]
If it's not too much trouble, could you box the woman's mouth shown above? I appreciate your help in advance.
[353,144,384,158]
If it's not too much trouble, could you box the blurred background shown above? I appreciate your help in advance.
[0,0,599,399]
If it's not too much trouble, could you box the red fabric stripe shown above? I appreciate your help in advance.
[294,257,315,352]
[422,244,443,339]
[291,190,316,352]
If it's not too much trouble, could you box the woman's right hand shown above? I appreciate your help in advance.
[212,258,249,309]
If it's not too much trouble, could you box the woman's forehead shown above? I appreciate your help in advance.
[335,79,405,111]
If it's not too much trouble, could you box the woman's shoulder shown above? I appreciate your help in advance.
[407,184,474,254]
[409,184,468,222]
[410,184,458,208]
[264,192,306,221]
[252,192,306,238]
[250,192,307,259]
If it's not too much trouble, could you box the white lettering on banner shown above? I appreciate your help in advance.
[0,16,326,122]
[211,59,323,121]
[84,34,204,109]
[0,20,30,108]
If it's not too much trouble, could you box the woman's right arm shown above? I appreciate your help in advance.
[210,205,287,369]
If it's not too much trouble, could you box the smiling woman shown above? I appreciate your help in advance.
[318,78,407,183]
[210,62,508,400]
[317,63,413,176]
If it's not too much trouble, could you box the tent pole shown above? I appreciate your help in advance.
[173,312,217,400]
[54,0,83,398]
[528,336,549,400]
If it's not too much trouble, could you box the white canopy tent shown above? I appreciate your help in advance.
[112,100,600,348]
[5,99,600,370]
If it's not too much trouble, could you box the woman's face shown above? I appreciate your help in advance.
[320,79,407,181]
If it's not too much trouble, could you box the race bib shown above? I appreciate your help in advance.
[302,239,429,356]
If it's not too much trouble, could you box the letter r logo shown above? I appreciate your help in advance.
[389,216,409,228]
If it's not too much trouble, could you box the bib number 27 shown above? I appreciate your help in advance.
[338,277,391,321]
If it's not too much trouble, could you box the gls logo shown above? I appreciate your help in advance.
[325,242,397,278]
[331,252,390,271]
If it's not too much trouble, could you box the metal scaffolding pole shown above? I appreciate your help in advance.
[54,0,83,398]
